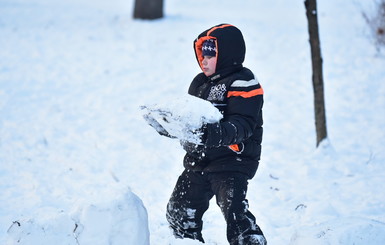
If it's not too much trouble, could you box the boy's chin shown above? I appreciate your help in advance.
[203,71,215,77]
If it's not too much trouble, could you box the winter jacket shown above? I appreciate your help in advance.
[183,24,264,179]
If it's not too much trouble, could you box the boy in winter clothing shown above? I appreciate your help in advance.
[166,24,267,245]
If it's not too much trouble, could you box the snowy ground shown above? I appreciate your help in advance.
[1,0,385,244]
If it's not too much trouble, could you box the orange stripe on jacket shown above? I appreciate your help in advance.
[227,87,264,98]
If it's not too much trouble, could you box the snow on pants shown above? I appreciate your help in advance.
[166,169,267,245]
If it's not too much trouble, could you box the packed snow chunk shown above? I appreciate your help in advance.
[290,217,385,245]
[74,189,150,245]
[141,94,223,144]
[6,208,78,245]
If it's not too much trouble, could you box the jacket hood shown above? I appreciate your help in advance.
[194,24,246,80]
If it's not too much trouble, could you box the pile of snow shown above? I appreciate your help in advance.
[6,189,149,245]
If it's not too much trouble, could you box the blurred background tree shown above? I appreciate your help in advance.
[133,0,164,20]
[305,0,328,147]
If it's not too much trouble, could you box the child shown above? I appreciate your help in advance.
[166,24,267,245]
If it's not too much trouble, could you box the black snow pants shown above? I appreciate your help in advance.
[166,169,267,245]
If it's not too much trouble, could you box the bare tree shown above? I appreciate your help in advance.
[133,0,164,20]
[304,0,328,147]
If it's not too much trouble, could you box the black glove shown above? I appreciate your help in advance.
[181,140,206,160]
[181,122,222,156]
[201,122,222,148]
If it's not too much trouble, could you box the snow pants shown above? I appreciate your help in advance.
[166,169,267,245]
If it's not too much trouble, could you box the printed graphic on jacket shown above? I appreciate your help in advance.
[207,84,226,101]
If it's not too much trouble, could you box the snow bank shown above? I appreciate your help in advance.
[6,189,149,245]
[7,209,77,245]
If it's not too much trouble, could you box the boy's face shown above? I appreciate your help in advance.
[202,55,217,77]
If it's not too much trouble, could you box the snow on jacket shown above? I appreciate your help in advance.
[184,24,264,179]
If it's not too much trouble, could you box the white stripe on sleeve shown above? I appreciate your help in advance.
[230,78,259,88]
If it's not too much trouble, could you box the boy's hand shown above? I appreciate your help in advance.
[181,141,205,160]
[201,123,222,148]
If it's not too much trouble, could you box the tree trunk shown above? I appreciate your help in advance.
[133,0,164,20]
[305,0,328,147]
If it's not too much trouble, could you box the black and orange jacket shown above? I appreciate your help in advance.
[184,24,264,178]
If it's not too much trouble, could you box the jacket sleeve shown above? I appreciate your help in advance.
[205,78,264,147]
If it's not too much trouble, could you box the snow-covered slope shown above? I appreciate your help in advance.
[1,0,385,244]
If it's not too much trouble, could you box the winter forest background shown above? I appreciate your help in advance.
[1,0,385,244]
